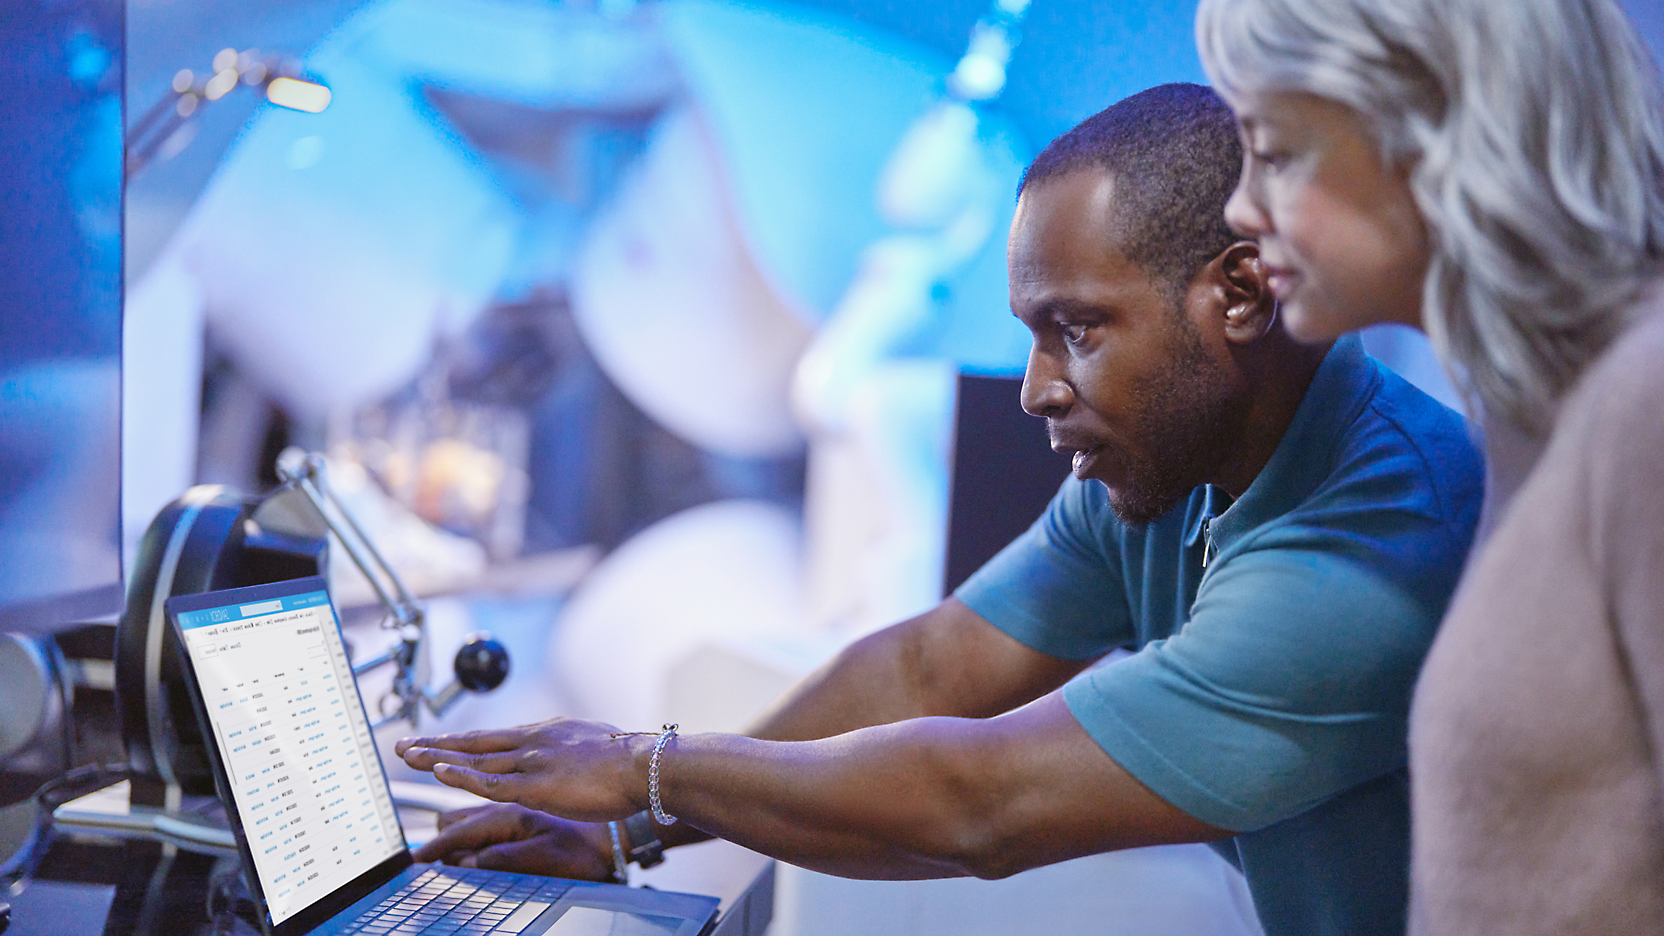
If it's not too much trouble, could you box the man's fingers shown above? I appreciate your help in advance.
[413,840,448,863]
[413,807,521,862]
[433,805,490,833]
[463,840,607,881]
[432,762,522,802]
[413,837,468,864]
[402,746,519,775]
[394,726,529,757]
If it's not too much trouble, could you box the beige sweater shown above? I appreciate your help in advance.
[1409,298,1664,934]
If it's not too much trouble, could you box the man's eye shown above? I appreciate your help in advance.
[1250,148,1287,170]
[1062,323,1088,346]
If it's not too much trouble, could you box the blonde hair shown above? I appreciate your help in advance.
[1197,0,1664,433]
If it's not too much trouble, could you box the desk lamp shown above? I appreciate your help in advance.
[115,453,509,816]
[125,46,330,179]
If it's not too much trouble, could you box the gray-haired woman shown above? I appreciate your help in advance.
[1195,0,1664,933]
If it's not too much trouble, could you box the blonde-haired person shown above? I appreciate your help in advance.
[1195,0,1664,932]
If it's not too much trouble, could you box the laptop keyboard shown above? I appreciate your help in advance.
[341,867,575,935]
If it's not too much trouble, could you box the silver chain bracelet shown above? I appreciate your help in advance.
[610,723,680,826]
[647,723,678,825]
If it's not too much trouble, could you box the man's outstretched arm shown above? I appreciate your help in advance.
[745,596,1092,740]
[414,597,1091,863]
[396,691,1232,881]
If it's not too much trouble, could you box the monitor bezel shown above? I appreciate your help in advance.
[166,575,413,936]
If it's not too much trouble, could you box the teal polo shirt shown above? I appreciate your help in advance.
[955,336,1482,936]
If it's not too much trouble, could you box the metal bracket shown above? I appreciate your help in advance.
[275,452,502,730]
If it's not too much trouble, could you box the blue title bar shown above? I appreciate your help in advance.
[177,590,331,630]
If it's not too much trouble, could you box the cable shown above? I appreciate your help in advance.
[0,763,130,893]
[31,762,129,810]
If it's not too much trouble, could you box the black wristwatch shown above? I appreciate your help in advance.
[623,810,666,869]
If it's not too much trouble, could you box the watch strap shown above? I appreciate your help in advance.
[622,810,665,869]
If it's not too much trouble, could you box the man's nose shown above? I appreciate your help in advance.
[1020,347,1072,418]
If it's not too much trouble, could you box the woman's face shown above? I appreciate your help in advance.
[1223,91,1430,343]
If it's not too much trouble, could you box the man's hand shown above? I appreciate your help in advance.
[414,804,615,880]
[395,718,647,822]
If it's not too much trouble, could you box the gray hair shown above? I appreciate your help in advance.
[1197,0,1664,433]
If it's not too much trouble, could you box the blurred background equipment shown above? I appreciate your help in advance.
[0,0,133,924]
[0,0,122,638]
[0,0,128,887]
[124,46,330,179]
[790,0,1029,641]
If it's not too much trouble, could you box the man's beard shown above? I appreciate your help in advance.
[1104,318,1250,525]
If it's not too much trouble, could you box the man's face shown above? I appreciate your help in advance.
[1010,170,1250,524]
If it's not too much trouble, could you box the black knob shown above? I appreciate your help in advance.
[453,633,509,692]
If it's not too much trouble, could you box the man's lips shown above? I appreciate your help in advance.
[1071,448,1099,478]
[1052,436,1107,480]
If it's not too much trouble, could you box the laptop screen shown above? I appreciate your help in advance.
[173,582,406,926]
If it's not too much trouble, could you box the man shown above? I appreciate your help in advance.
[395,84,1482,935]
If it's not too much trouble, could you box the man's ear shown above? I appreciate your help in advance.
[1217,241,1277,343]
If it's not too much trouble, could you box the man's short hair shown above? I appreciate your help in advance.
[1018,83,1244,304]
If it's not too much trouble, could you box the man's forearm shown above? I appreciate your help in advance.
[747,598,1090,741]
[638,695,1228,879]
[647,615,951,851]
[652,599,1090,851]
[650,726,1002,879]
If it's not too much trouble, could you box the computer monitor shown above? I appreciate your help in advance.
[0,0,125,633]
[943,373,1072,596]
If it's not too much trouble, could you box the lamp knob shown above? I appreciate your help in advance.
[453,633,509,692]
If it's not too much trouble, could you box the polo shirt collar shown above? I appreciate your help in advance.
[1204,335,1379,552]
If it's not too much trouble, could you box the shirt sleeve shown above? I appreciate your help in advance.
[1063,545,1436,833]
[952,477,1134,661]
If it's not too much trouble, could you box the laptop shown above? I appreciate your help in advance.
[165,576,720,936]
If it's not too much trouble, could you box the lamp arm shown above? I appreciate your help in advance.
[277,453,423,629]
[274,452,509,731]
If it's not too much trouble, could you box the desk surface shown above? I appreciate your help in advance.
[8,796,773,936]
[14,831,250,935]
